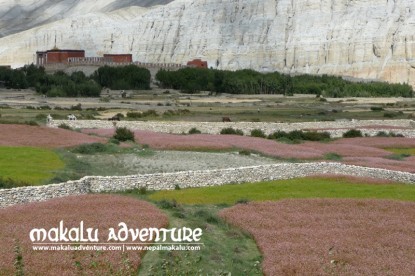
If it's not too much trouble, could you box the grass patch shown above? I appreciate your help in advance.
[385,153,411,161]
[385,148,415,156]
[324,152,343,161]
[132,201,262,275]
[148,177,415,205]
[0,146,64,186]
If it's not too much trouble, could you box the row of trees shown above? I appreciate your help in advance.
[0,64,151,97]
[156,68,413,97]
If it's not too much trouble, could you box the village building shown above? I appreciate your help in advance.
[36,49,85,66]
[187,59,208,68]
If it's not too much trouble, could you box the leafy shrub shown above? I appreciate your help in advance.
[70,103,82,111]
[113,127,135,142]
[194,209,219,224]
[301,131,331,141]
[250,129,266,138]
[174,184,181,190]
[236,198,250,204]
[370,106,384,111]
[220,127,244,136]
[126,110,157,119]
[268,130,330,141]
[157,199,179,209]
[376,131,389,137]
[342,129,363,138]
[384,111,402,118]
[72,143,110,154]
[24,121,38,126]
[0,177,29,189]
[108,138,120,145]
[188,127,201,134]
[139,186,147,195]
[58,123,72,130]
[386,154,410,160]
[375,131,403,137]
[239,150,251,156]
[35,114,47,120]
[324,152,342,161]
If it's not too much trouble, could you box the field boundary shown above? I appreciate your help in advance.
[1,162,414,208]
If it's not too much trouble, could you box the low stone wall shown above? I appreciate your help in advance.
[0,180,89,208]
[1,163,414,208]
[49,119,415,137]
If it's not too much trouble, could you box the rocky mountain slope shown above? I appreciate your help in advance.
[0,0,414,87]
[0,0,173,37]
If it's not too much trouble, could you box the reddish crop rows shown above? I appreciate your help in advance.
[0,195,168,275]
[0,124,105,148]
[220,199,415,275]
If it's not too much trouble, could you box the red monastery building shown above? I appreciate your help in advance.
[36,49,85,66]
[187,59,208,68]
[36,49,133,66]
[103,54,132,63]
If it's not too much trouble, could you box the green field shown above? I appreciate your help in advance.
[149,177,415,204]
[0,146,64,185]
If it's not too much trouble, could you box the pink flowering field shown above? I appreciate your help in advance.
[0,124,106,148]
[219,199,415,276]
[82,128,415,171]
[0,195,168,275]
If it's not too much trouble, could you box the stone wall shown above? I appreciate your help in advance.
[49,119,415,138]
[1,163,414,209]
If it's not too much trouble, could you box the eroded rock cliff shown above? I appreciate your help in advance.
[1,0,414,87]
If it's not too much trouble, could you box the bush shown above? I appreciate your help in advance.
[220,127,244,136]
[268,130,330,142]
[25,121,38,126]
[70,103,82,111]
[343,129,363,138]
[384,111,402,118]
[108,138,120,145]
[157,199,179,209]
[375,131,404,138]
[235,198,250,204]
[239,150,251,156]
[113,127,135,142]
[370,106,384,111]
[72,143,110,154]
[126,110,158,119]
[250,129,266,138]
[0,177,30,189]
[58,123,72,130]
[324,152,342,161]
[188,127,201,134]
[301,131,331,141]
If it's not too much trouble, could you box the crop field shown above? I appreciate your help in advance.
[1,89,415,275]
[148,176,415,204]
[84,129,415,172]
[0,146,64,185]
[219,199,415,275]
[0,124,105,148]
[0,195,168,275]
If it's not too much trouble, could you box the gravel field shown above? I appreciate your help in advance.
[77,150,279,175]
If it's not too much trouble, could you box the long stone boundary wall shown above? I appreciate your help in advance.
[49,119,415,138]
[1,163,414,209]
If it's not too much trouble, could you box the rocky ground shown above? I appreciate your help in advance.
[77,150,279,176]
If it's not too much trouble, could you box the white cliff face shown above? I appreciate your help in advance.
[1,0,415,87]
